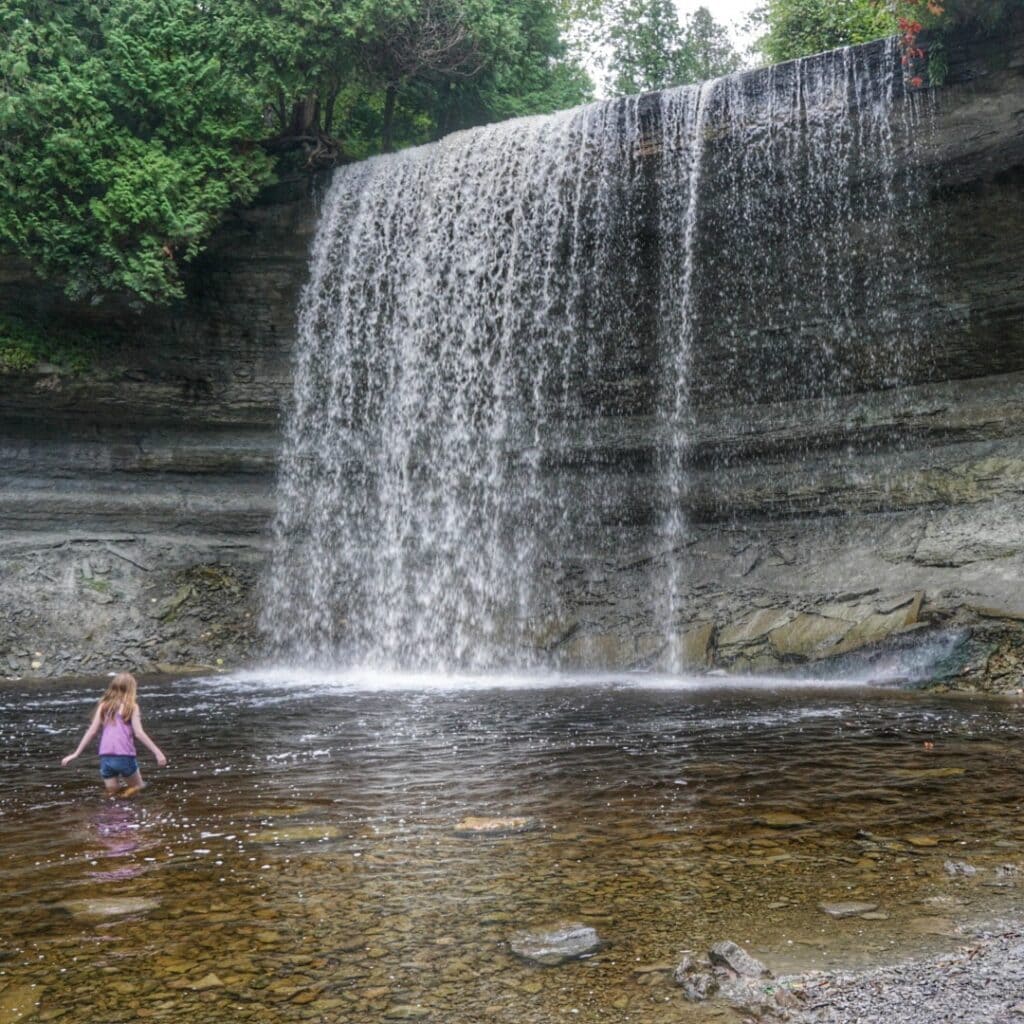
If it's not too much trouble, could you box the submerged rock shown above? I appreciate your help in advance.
[509,923,604,965]
[757,811,809,829]
[891,766,966,779]
[905,835,941,847]
[0,983,42,1023]
[189,973,224,991]
[248,825,341,843]
[453,816,536,837]
[818,900,878,918]
[58,897,160,920]
[383,1006,431,1020]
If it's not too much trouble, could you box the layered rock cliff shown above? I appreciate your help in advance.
[0,178,319,677]
[1,25,1022,685]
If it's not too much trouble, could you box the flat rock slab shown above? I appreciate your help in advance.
[248,825,341,843]
[383,1006,431,1019]
[509,923,604,966]
[756,812,810,829]
[453,816,537,838]
[905,835,941,847]
[708,940,771,979]
[58,897,160,921]
[819,901,878,919]
[908,916,959,937]
[245,804,320,819]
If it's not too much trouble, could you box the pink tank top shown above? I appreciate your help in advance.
[99,712,136,756]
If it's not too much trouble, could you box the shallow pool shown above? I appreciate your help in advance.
[2,671,1022,1022]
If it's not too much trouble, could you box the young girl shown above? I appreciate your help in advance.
[61,673,167,797]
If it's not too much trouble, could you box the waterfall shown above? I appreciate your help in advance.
[266,39,926,671]
[265,99,649,668]
[654,38,928,662]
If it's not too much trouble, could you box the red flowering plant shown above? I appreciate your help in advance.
[886,0,1024,87]
[882,0,946,87]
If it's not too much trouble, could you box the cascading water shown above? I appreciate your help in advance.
[654,39,930,663]
[265,99,650,668]
[266,39,928,671]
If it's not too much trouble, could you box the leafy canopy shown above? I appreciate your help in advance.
[753,0,896,65]
[0,0,592,304]
[0,0,277,303]
[752,0,1023,84]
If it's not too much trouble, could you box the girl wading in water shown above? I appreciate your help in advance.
[61,673,167,797]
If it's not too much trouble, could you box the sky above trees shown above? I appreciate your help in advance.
[676,0,759,39]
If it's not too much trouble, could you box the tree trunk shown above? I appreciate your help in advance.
[324,87,339,137]
[382,83,397,153]
[290,93,318,137]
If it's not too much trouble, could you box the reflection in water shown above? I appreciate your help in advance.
[1,673,1022,1022]
[85,803,150,881]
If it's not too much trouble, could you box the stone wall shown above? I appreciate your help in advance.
[1,25,1023,685]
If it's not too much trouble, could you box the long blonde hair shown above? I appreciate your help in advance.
[98,673,137,723]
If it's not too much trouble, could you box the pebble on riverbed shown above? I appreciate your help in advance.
[944,858,978,877]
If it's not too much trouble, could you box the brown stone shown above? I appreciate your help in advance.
[719,608,795,647]
[769,613,850,658]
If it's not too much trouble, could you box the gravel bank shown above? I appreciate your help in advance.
[790,925,1024,1024]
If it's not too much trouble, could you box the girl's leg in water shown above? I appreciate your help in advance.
[118,770,146,799]
[103,776,122,797]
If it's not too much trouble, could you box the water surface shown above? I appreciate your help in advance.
[2,672,1022,1022]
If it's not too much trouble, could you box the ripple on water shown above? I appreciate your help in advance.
[1,672,1023,1022]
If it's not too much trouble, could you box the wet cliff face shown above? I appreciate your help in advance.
[1,27,1023,683]
[0,178,320,677]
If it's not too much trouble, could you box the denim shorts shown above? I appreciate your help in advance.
[99,755,139,779]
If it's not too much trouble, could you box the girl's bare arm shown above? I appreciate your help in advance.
[61,706,102,765]
[131,707,168,767]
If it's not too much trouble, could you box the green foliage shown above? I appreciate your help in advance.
[927,40,950,85]
[892,0,1024,36]
[0,315,97,374]
[892,0,1024,87]
[678,8,744,84]
[604,1,741,95]
[754,0,896,64]
[924,0,1024,31]
[0,0,592,306]
[0,0,276,304]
